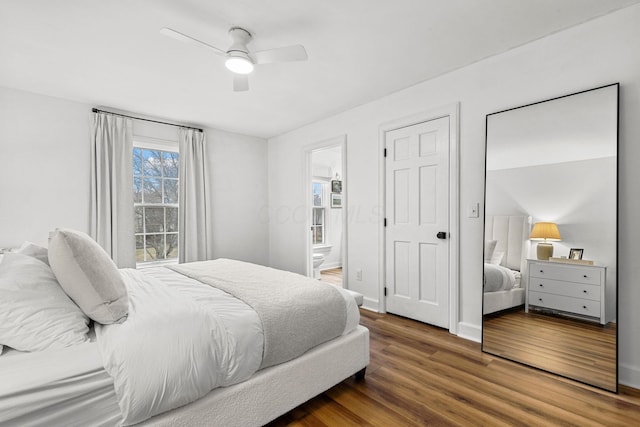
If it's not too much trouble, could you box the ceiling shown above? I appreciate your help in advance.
[1,0,638,139]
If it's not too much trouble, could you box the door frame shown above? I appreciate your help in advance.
[378,104,459,334]
[303,135,349,288]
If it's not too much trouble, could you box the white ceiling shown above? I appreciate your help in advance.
[1,0,638,139]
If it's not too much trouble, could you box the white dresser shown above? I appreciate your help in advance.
[526,259,607,325]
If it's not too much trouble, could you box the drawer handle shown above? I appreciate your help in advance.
[583,290,588,293]
[538,284,544,287]
[583,305,587,309]
[538,298,543,302]
[583,275,588,278]
[539,270,544,273]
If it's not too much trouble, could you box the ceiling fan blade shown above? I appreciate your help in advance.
[233,74,249,92]
[160,27,226,57]
[252,45,308,65]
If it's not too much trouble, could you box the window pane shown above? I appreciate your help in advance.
[314,226,324,244]
[143,177,162,203]
[133,148,143,176]
[312,182,323,207]
[145,234,164,260]
[134,206,144,233]
[145,207,164,232]
[166,234,178,260]
[164,179,178,204]
[133,177,143,203]
[166,207,178,232]
[136,235,145,262]
[163,151,179,178]
[142,149,163,176]
[313,208,324,226]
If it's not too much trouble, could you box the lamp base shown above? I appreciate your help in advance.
[536,243,554,260]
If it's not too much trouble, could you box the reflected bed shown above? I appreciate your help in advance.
[483,215,530,315]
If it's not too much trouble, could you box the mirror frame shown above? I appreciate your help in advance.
[481,83,619,392]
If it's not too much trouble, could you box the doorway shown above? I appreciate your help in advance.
[380,105,459,333]
[305,136,348,289]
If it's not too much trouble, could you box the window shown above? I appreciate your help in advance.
[312,181,325,245]
[133,147,179,264]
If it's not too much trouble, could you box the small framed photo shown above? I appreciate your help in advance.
[330,193,342,208]
[331,180,342,194]
[569,248,584,260]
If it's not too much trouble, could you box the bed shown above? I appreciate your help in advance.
[0,230,369,427]
[483,215,530,315]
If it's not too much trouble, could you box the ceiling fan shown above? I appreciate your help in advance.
[160,26,308,91]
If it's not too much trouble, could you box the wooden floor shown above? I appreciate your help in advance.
[267,309,640,426]
[320,267,342,287]
[483,309,617,391]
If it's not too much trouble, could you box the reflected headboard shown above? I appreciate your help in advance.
[484,215,531,272]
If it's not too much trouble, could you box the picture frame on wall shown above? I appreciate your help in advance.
[331,180,342,193]
[569,248,584,260]
[330,193,342,208]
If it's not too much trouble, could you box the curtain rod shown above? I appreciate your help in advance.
[92,108,203,133]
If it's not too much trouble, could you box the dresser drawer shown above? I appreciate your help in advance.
[528,278,601,301]
[528,263,601,286]
[529,291,601,317]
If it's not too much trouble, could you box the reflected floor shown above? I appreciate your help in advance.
[483,309,617,391]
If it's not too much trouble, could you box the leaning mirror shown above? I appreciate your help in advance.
[481,84,618,392]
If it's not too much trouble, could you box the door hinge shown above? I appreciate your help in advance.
[384,287,387,296]
[384,218,387,227]
[384,148,387,157]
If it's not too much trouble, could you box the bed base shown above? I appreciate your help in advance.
[141,325,370,427]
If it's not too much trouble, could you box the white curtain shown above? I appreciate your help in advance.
[178,128,213,263]
[90,112,135,268]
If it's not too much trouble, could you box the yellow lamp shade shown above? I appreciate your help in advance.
[529,222,561,241]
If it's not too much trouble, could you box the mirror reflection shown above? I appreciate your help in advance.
[482,84,618,392]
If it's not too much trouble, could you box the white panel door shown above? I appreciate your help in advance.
[385,117,450,327]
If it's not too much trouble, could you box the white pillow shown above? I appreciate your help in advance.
[17,241,49,265]
[0,253,89,352]
[484,240,497,262]
[490,250,505,265]
[48,229,129,324]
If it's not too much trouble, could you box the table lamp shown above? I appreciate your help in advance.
[529,222,561,260]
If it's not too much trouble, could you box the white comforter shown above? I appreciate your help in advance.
[96,268,264,426]
[483,263,516,292]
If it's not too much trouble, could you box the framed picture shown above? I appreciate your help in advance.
[331,180,342,194]
[330,193,342,208]
[569,248,584,260]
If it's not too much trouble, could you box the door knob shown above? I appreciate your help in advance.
[436,232,447,239]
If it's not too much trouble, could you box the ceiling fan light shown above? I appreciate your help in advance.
[225,56,254,74]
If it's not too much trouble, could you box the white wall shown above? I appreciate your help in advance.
[267,5,640,387]
[0,86,269,266]
[0,86,91,247]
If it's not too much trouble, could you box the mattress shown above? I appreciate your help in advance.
[0,266,362,426]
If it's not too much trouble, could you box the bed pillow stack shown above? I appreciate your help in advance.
[48,229,129,325]
[484,239,505,265]
[0,249,89,352]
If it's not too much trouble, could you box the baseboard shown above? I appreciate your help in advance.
[620,363,640,389]
[361,297,379,312]
[456,321,481,343]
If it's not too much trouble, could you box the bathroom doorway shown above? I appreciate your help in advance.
[305,136,347,289]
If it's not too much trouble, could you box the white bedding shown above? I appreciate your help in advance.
[1,265,361,426]
[484,263,517,292]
